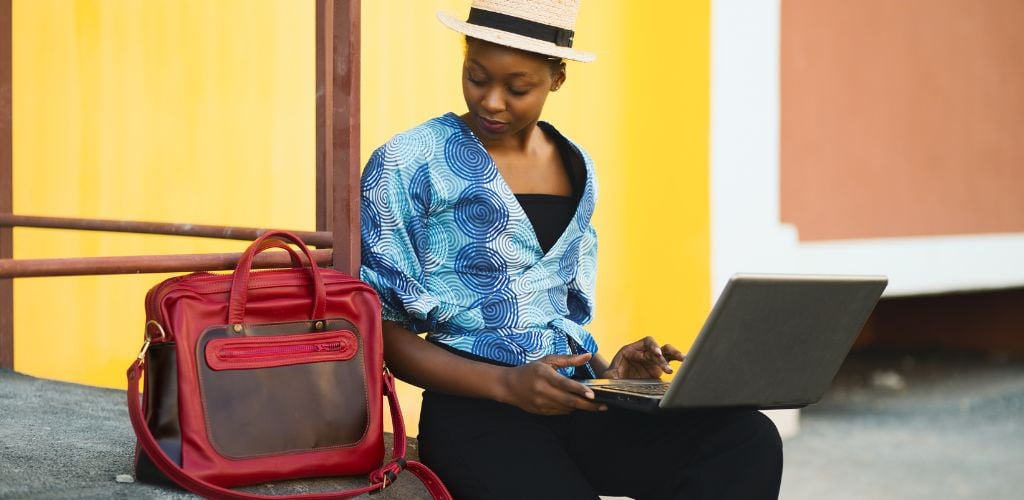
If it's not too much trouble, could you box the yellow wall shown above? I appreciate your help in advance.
[12,0,314,386]
[362,1,711,432]
[13,0,709,435]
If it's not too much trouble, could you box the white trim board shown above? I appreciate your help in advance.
[709,0,1024,299]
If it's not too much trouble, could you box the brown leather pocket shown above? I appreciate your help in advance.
[196,319,369,459]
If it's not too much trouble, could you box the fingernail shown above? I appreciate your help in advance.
[599,405,608,411]
[585,391,594,400]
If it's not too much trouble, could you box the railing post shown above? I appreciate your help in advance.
[1,0,13,369]
[317,0,360,275]
[315,0,332,237]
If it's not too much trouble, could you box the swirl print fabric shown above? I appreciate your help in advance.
[360,113,599,376]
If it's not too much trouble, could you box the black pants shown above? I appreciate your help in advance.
[418,391,783,500]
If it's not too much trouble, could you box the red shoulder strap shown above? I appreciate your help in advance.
[126,359,451,500]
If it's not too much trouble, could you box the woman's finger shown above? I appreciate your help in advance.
[541,353,592,369]
[624,338,659,360]
[642,336,662,357]
[661,343,686,362]
[544,376,606,412]
[557,391,607,412]
[554,375,596,400]
[538,366,597,403]
[640,337,673,372]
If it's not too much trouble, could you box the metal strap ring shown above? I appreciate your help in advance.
[145,320,167,342]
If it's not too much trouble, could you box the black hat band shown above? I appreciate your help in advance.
[467,8,575,48]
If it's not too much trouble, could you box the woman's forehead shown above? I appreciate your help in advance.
[465,39,552,77]
[466,58,540,80]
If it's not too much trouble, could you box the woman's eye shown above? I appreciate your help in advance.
[508,87,529,97]
[467,75,485,86]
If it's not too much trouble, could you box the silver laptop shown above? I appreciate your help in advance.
[583,273,888,412]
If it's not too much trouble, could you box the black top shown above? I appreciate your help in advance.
[515,123,586,254]
[515,194,576,253]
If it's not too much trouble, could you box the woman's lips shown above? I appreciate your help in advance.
[478,115,508,134]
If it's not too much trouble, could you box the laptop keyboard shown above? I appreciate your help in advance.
[602,382,672,396]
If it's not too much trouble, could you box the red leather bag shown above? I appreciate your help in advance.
[126,231,450,499]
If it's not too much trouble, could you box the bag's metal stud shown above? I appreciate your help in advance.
[232,324,243,334]
[314,320,325,330]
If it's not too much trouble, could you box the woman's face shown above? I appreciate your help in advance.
[461,39,565,143]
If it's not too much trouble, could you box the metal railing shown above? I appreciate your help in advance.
[0,0,362,369]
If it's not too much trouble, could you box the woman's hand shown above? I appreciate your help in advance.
[499,353,608,415]
[601,336,685,380]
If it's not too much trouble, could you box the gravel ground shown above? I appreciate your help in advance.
[0,369,429,499]
[781,352,1024,500]
[2,352,1023,499]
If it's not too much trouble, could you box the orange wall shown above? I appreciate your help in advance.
[781,0,1024,241]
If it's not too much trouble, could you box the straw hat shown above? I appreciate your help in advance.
[437,0,596,63]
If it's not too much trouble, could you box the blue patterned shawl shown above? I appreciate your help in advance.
[359,113,599,376]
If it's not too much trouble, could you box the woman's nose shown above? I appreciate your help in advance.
[481,89,504,113]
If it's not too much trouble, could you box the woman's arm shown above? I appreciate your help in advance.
[383,320,607,415]
[589,352,610,377]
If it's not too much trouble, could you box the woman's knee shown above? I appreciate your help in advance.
[746,410,784,468]
[707,410,783,468]
[701,410,783,497]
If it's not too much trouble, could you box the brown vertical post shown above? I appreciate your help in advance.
[315,0,333,235]
[317,0,360,275]
[334,0,360,275]
[0,0,13,370]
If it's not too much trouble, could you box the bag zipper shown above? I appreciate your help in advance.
[144,269,373,342]
[218,341,343,359]
[145,272,220,338]
[205,330,358,371]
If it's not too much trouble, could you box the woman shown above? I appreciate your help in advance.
[360,1,783,498]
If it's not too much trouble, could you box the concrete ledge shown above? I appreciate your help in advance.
[0,369,431,499]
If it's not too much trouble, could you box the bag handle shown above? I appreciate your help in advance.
[228,231,327,325]
[253,239,305,268]
[126,359,451,499]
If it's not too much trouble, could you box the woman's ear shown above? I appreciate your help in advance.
[551,67,567,92]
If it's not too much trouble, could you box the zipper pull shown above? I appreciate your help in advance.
[315,342,342,352]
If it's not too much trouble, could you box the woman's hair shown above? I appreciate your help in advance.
[464,36,565,76]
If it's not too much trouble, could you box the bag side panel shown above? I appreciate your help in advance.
[134,342,182,488]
